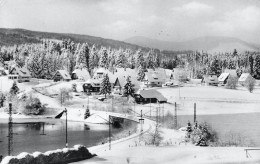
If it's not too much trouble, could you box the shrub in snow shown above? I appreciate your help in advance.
[225,76,238,89]
[1,145,95,164]
[72,83,77,92]
[245,77,255,93]
[190,122,218,146]
[9,81,19,95]
[23,94,46,115]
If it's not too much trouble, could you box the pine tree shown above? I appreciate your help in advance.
[128,55,135,69]
[135,50,145,69]
[137,65,145,81]
[0,92,5,107]
[253,54,260,79]
[209,58,221,76]
[249,54,254,75]
[99,48,108,68]
[10,81,19,95]
[115,49,126,68]
[100,74,111,98]
[123,76,135,100]
[146,50,154,69]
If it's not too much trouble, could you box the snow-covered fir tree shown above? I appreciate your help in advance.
[99,48,109,68]
[137,65,145,81]
[135,50,145,69]
[209,58,222,76]
[146,50,155,69]
[253,54,260,79]
[123,76,135,100]
[100,73,111,98]
[116,49,126,68]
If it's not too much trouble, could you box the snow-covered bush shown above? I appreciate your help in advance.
[190,122,218,146]
[72,83,77,92]
[226,76,238,89]
[23,94,46,115]
[1,145,94,164]
[245,77,255,93]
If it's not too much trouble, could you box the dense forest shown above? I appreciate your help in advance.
[1,38,260,80]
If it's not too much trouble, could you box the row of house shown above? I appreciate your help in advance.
[202,69,254,86]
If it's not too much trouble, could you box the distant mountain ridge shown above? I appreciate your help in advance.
[0,28,149,51]
[124,36,260,53]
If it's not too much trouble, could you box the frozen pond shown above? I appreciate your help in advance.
[0,118,124,157]
[177,112,260,146]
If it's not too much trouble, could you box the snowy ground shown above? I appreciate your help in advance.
[1,78,260,164]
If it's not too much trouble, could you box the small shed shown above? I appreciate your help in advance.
[202,75,218,86]
[135,89,167,104]
[71,68,91,81]
[53,70,71,82]
[238,73,254,86]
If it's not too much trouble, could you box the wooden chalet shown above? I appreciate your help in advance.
[8,66,31,82]
[135,89,167,104]
[53,70,71,82]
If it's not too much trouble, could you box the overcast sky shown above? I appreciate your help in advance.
[0,0,260,44]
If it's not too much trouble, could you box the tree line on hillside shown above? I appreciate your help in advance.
[0,39,260,79]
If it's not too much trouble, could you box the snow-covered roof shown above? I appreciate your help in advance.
[9,66,31,77]
[144,71,165,83]
[138,89,167,102]
[147,68,167,81]
[54,70,71,80]
[112,68,140,88]
[238,73,252,82]
[72,69,91,81]
[218,73,229,82]
[224,69,237,77]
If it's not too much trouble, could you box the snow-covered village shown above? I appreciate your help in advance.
[0,0,260,164]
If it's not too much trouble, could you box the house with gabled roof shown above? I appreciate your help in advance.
[202,74,218,86]
[8,66,31,82]
[238,73,254,86]
[143,68,167,87]
[111,68,140,94]
[71,68,91,81]
[53,70,71,82]
[218,69,238,86]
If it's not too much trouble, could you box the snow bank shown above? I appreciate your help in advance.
[0,145,95,164]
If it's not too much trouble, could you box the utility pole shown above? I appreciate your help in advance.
[64,108,68,148]
[174,102,177,129]
[109,115,111,150]
[194,103,196,124]
[8,103,13,156]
